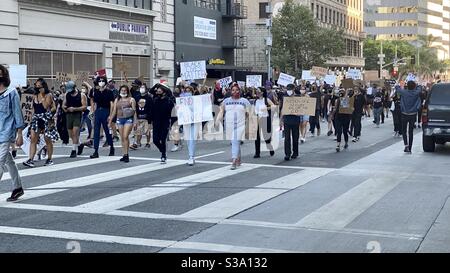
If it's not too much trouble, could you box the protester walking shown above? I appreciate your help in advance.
[395,80,422,153]
[334,89,353,152]
[280,84,301,161]
[63,81,87,158]
[253,87,275,158]
[0,65,26,202]
[352,88,365,142]
[372,89,384,128]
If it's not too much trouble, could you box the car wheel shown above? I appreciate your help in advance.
[423,135,435,152]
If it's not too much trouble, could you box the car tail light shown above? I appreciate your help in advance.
[422,106,428,124]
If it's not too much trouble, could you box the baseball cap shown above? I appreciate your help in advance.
[65,81,76,92]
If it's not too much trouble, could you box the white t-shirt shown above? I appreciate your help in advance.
[255,98,269,118]
[223,97,250,126]
[367,87,373,95]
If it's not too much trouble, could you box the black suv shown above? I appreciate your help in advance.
[422,83,450,152]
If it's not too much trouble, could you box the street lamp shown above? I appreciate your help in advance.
[266,3,273,82]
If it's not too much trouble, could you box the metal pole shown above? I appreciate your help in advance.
[268,3,272,82]
[379,41,383,78]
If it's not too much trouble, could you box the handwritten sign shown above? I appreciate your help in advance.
[8,64,27,87]
[277,73,296,87]
[246,75,262,88]
[76,71,90,83]
[406,73,416,82]
[347,69,362,80]
[338,96,355,114]
[180,60,207,80]
[324,75,337,85]
[301,70,316,81]
[364,70,379,82]
[218,76,233,88]
[56,72,76,83]
[176,94,214,125]
[282,97,317,116]
[20,94,34,124]
[311,66,328,78]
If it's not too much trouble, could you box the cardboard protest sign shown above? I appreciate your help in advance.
[311,66,328,78]
[8,64,27,87]
[76,71,90,83]
[217,76,233,88]
[20,93,34,124]
[237,81,246,89]
[176,94,214,126]
[301,70,316,82]
[282,97,317,116]
[347,69,362,80]
[364,70,379,82]
[246,75,262,88]
[338,96,355,114]
[277,73,296,87]
[406,73,416,82]
[180,60,207,80]
[56,72,76,83]
[341,79,354,89]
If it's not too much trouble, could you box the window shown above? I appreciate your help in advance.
[259,2,270,19]
[97,0,152,10]
[195,0,220,10]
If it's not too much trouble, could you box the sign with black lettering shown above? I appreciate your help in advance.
[20,94,34,124]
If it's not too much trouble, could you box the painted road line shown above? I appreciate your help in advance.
[3,156,118,181]
[76,165,258,213]
[0,226,292,253]
[179,168,333,219]
[295,175,409,229]
[195,151,225,159]
[0,161,185,205]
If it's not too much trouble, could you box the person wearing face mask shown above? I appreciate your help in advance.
[130,84,153,150]
[279,84,301,161]
[109,85,137,163]
[216,84,251,170]
[63,81,87,158]
[107,80,119,143]
[351,88,366,142]
[297,87,310,143]
[253,87,275,158]
[89,76,115,159]
[308,84,322,138]
[56,84,70,145]
[23,78,58,168]
[180,86,201,166]
[135,98,152,149]
[334,89,354,152]
[0,65,26,201]
[150,83,175,163]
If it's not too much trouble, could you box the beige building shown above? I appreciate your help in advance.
[0,0,174,87]
[241,0,365,75]
[364,0,450,60]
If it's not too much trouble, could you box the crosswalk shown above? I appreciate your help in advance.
[0,141,433,252]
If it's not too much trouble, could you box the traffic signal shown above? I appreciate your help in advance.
[392,70,398,78]
[411,55,416,65]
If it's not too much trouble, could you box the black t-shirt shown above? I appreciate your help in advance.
[373,92,384,108]
[90,88,114,109]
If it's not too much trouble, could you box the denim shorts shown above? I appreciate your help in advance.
[300,115,310,123]
[117,117,134,127]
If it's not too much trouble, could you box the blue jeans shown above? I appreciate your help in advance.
[81,110,92,138]
[184,123,199,158]
[374,107,383,125]
[93,108,113,151]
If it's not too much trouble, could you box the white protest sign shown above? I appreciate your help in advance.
[324,75,337,85]
[176,94,214,126]
[180,60,207,80]
[9,64,27,87]
[406,73,416,82]
[237,81,246,89]
[218,76,233,88]
[347,69,362,80]
[301,70,316,81]
[246,75,262,88]
[277,73,296,87]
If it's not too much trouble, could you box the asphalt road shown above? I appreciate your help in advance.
[1,116,450,253]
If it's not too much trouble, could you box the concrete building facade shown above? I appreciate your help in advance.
[0,0,175,87]
[241,0,366,75]
[364,0,450,60]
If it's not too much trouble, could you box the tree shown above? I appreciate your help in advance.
[363,38,416,71]
[271,0,345,76]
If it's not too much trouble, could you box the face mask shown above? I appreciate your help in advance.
[99,82,106,88]
[140,88,146,94]
[120,93,127,98]
[287,91,293,96]
[81,88,87,94]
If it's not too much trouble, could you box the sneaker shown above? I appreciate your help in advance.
[77,144,85,155]
[11,150,17,159]
[404,146,410,153]
[23,159,35,168]
[300,138,305,144]
[231,160,237,170]
[6,187,24,202]
[90,152,99,159]
[291,154,298,159]
[270,151,275,157]
[352,137,358,143]
[145,143,151,148]
[44,159,54,166]
[253,154,261,158]
[344,143,349,149]
[109,147,115,156]
[188,157,195,166]
[327,130,333,136]
[102,142,109,148]
[284,156,291,161]
[309,132,315,137]
[356,137,360,142]
[171,145,180,152]
[336,146,341,152]
[70,150,77,158]
[161,156,167,164]
[122,154,130,163]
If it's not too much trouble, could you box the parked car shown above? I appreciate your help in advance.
[422,83,450,152]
